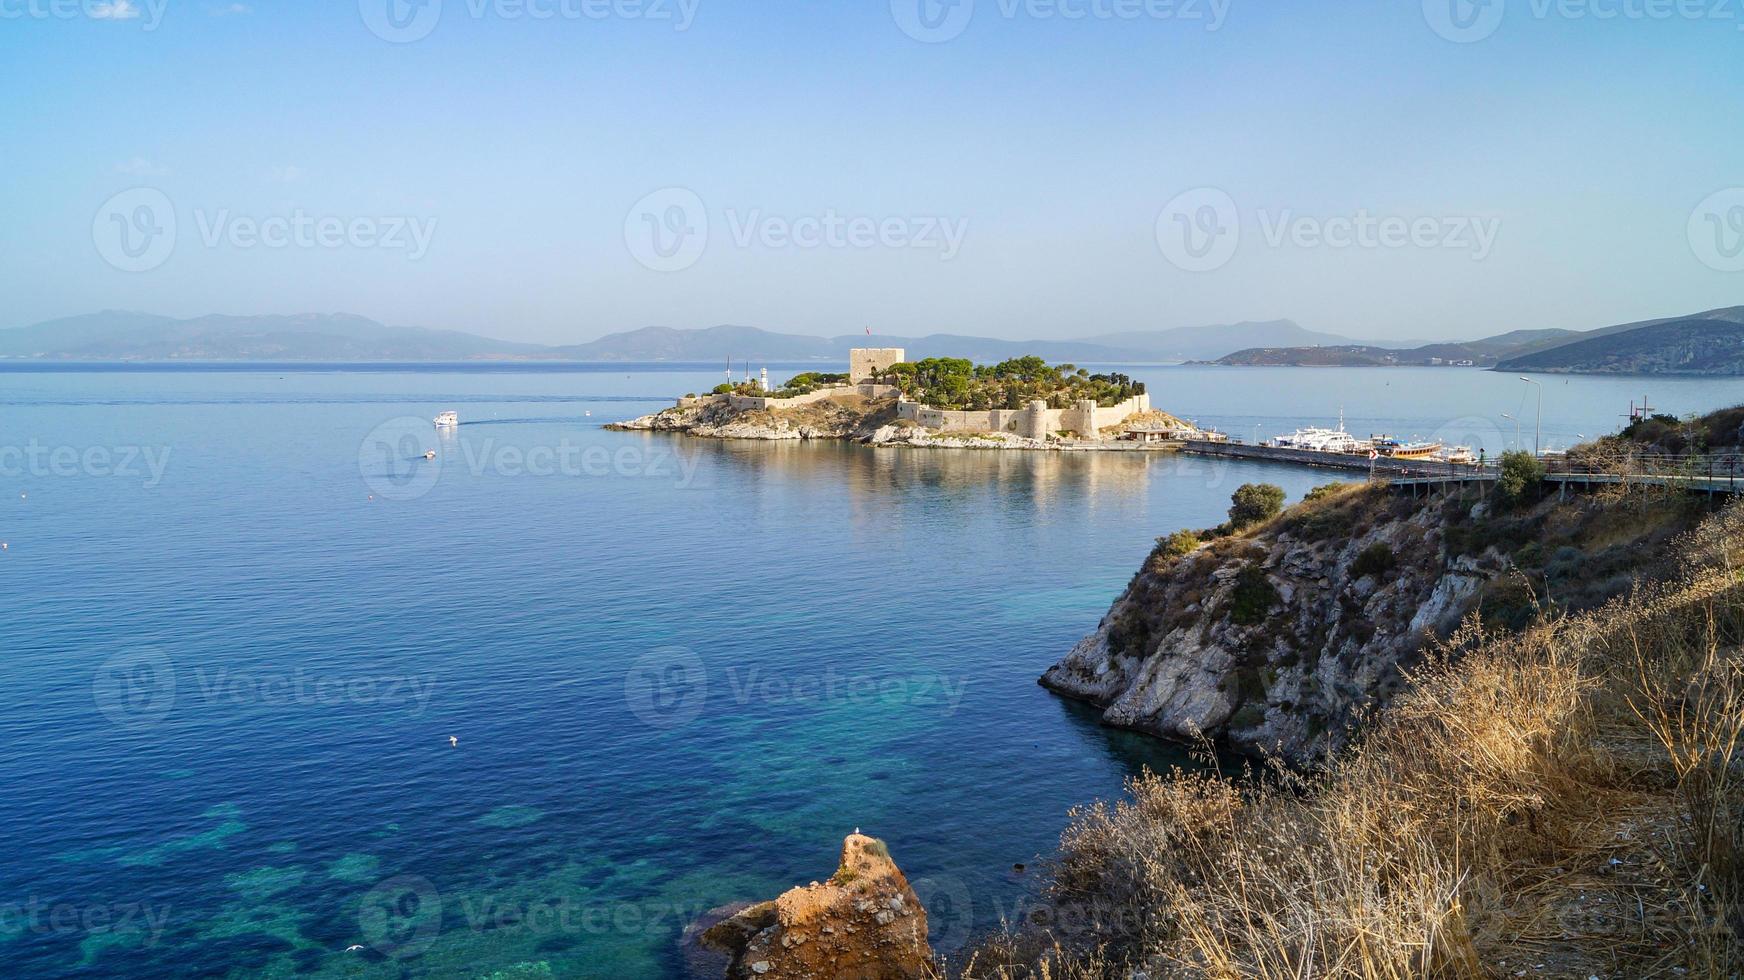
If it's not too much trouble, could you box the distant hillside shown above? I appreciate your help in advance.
[1217,306,1744,375]
[0,311,544,361]
[1217,335,1519,367]
[1079,320,1363,361]
[1496,305,1744,362]
[548,326,1145,363]
[1495,317,1744,375]
[2,313,1362,364]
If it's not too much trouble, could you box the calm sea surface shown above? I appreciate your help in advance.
[1,364,1737,979]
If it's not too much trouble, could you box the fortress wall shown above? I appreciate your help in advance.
[681,383,898,412]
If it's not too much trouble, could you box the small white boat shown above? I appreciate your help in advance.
[424,450,437,460]
[434,411,459,428]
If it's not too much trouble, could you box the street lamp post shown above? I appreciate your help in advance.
[1519,377,1542,456]
[1502,413,1519,452]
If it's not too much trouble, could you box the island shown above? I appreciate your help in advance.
[610,348,1222,449]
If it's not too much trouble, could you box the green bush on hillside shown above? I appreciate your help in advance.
[1496,450,1546,507]
[1229,484,1287,531]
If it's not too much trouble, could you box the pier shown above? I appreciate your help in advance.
[1178,439,1473,478]
[1180,440,1744,500]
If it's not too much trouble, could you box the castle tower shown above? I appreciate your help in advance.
[849,348,906,385]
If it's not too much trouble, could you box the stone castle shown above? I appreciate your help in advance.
[678,348,1154,442]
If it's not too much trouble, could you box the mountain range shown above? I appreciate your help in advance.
[1214,306,1744,375]
[0,313,1390,364]
[2,308,1739,374]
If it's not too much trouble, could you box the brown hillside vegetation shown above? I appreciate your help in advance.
[959,501,1744,979]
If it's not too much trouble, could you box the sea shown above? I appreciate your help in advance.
[1,363,1737,979]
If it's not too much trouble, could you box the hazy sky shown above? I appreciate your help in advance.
[2,0,1741,344]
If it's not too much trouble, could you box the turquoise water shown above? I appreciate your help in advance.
[1,364,1736,978]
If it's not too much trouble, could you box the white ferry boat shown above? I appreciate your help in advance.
[1272,412,1367,454]
[433,411,459,428]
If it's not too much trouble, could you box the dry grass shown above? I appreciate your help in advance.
[957,502,1744,980]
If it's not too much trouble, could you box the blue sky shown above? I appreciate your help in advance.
[1,0,1740,343]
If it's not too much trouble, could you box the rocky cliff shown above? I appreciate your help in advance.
[699,834,933,979]
[1043,482,1709,765]
[1045,486,1493,765]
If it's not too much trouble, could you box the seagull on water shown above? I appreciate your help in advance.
[449,735,458,748]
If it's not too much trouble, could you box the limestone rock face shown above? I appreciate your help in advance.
[1042,491,1505,766]
[611,398,893,442]
[700,834,934,980]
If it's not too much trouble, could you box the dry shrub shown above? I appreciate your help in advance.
[960,502,1744,980]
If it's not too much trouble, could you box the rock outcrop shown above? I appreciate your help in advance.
[1042,487,1506,766]
[699,834,933,979]
[611,397,895,442]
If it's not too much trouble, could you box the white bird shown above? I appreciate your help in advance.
[345,945,365,952]
[449,736,458,748]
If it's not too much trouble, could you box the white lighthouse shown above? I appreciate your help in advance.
[760,367,769,392]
